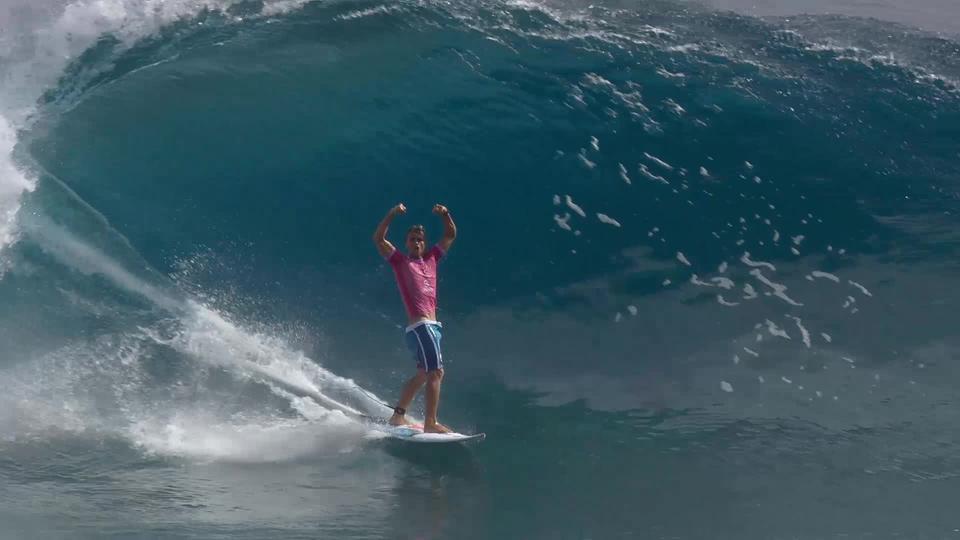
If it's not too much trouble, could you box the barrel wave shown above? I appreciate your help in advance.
[1,0,959,537]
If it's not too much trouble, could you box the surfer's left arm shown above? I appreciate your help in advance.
[433,204,456,252]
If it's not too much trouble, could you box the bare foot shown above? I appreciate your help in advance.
[388,413,414,426]
[423,422,452,434]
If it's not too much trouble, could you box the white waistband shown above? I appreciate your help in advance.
[405,319,441,332]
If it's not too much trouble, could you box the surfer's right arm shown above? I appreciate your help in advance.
[374,203,406,258]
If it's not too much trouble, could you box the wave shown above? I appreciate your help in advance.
[1,0,959,464]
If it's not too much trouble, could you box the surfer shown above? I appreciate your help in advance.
[373,203,457,433]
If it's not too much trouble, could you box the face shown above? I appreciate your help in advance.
[406,231,426,257]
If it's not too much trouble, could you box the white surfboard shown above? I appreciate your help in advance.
[380,424,486,444]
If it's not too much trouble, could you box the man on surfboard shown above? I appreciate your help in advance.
[374,203,456,434]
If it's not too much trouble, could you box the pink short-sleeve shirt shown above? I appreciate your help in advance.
[387,245,445,321]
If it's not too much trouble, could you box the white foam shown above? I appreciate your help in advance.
[565,195,586,217]
[676,252,692,266]
[749,269,803,306]
[581,73,649,114]
[717,294,739,306]
[0,335,146,437]
[0,118,36,254]
[639,25,676,38]
[720,381,733,393]
[618,163,631,184]
[710,276,735,289]
[643,152,674,171]
[265,0,320,17]
[690,274,714,287]
[130,409,368,463]
[740,252,776,271]
[656,67,685,79]
[183,301,378,415]
[663,98,685,115]
[764,320,790,340]
[787,316,812,348]
[811,270,840,282]
[597,213,621,227]
[848,280,873,297]
[577,149,596,169]
[668,43,700,53]
[638,163,669,184]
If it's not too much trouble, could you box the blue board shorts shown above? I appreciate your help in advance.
[405,320,443,372]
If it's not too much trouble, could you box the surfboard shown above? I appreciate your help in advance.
[379,423,486,444]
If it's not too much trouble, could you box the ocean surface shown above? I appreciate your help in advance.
[2,0,960,538]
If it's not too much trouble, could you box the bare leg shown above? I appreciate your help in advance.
[423,369,451,433]
[389,370,428,426]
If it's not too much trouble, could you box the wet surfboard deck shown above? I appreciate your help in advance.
[380,423,486,444]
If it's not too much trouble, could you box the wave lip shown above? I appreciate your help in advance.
[0,118,35,255]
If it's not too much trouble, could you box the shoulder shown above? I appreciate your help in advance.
[387,248,405,264]
[429,244,446,260]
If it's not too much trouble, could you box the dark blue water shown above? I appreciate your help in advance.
[2,0,960,538]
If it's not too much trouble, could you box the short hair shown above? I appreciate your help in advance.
[407,225,425,237]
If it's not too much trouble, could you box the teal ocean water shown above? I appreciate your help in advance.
[2,0,960,538]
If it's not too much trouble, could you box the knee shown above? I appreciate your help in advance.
[427,369,444,383]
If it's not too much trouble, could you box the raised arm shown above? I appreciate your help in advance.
[433,204,456,252]
[374,203,406,258]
